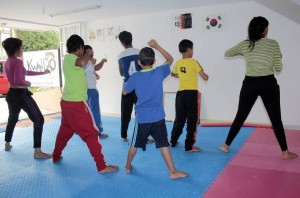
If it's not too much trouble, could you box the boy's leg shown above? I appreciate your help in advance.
[52,101,75,162]
[126,122,151,173]
[150,120,188,179]
[54,101,117,172]
[160,147,188,179]
[75,102,109,171]
[170,91,187,146]
[185,91,199,151]
[125,147,137,173]
[120,92,135,140]
[97,90,106,138]
[87,89,104,134]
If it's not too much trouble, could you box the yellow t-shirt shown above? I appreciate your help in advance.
[172,58,203,91]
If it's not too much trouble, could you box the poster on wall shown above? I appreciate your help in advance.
[88,29,96,41]
[96,28,104,41]
[171,13,192,30]
[105,26,125,40]
[23,49,61,87]
[204,14,227,32]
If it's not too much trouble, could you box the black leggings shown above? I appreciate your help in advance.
[121,91,137,138]
[5,88,44,148]
[225,75,288,151]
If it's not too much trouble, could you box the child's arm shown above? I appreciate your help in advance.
[94,72,100,80]
[199,70,209,81]
[75,49,93,67]
[148,39,173,66]
[122,89,127,95]
[171,72,179,78]
[95,58,107,71]
[118,63,124,76]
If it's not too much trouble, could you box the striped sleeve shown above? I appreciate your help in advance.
[225,41,245,57]
[273,40,283,72]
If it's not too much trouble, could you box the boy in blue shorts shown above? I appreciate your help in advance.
[122,39,188,179]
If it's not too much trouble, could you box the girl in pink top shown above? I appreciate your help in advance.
[2,37,52,159]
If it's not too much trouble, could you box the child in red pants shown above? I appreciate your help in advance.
[52,34,118,173]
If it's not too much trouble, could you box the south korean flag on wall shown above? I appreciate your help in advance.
[204,14,227,32]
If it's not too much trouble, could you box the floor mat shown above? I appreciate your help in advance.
[0,127,5,133]
[0,117,253,198]
[204,128,300,198]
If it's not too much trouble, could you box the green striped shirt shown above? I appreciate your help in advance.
[225,38,282,76]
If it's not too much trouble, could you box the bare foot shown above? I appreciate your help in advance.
[219,145,229,153]
[121,138,128,142]
[5,143,12,151]
[125,165,133,174]
[169,170,189,179]
[99,133,108,139]
[282,150,298,160]
[147,139,155,144]
[99,165,119,173]
[34,152,52,159]
[186,146,201,152]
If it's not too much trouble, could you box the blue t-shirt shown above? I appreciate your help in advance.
[124,64,170,123]
[118,48,141,85]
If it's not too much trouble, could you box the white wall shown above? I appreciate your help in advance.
[84,1,300,129]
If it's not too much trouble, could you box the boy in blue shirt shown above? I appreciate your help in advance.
[122,39,188,179]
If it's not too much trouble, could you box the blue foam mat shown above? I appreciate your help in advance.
[0,117,254,198]
[0,127,5,133]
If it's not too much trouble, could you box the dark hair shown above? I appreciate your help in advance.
[138,47,155,66]
[247,16,269,51]
[178,39,193,53]
[2,38,22,57]
[118,31,132,46]
[83,45,92,54]
[66,34,84,53]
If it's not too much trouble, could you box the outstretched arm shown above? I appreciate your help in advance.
[95,58,107,71]
[118,63,124,76]
[148,39,173,66]
[171,72,179,78]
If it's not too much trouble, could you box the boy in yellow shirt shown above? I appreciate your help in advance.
[170,39,208,152]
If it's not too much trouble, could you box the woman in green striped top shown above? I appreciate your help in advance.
[219,16,297,160]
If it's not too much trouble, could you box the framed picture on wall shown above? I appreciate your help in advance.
[88,29,96,41]
[96,28,104,41]
[171,13,192,31]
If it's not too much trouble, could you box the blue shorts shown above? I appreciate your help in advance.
[129,119,170,151]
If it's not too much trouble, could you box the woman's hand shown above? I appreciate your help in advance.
[44,69,50,74]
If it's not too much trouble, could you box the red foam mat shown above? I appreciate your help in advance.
[204,165,300,198]
[204,128,300,198]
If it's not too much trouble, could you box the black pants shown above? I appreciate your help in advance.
[5,88,44,148]
[121,91,137,138]
[171,90,199,151]
[225,75,288,151]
